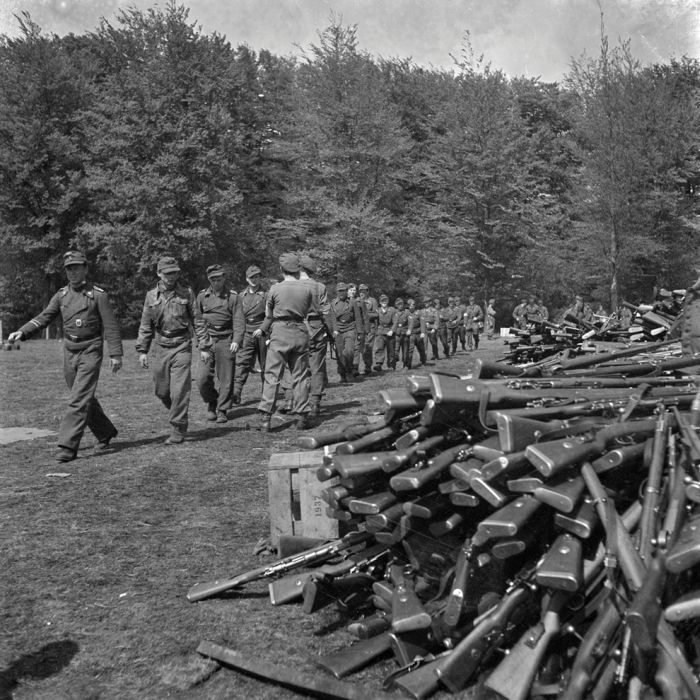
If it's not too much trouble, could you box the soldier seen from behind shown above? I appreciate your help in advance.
[136,256,211,444]
[195,264,239,424]
[9,251,123,462]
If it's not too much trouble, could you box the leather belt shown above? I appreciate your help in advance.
[64,332,101,343]
[158,328,189,339]
[209,324,232,331]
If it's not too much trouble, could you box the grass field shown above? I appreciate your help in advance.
[0,337,501,699]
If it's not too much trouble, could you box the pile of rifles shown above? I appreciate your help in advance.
[190,343,700,700]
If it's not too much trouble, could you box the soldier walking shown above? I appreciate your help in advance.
[392,297,410,368]
[422,297,441,360]
[435,297,452,358]
[255,253,319,432]
[231,265,267,404]
[373,294,397,371]
[330,283,365,383]
[195,264,238,424]
[136,256,211,444]
[406,298,427,368]
[347,282,368,377]
[463,295,484,350]
[9,250,123,462]
[485,298,497,339]
[357,284,379,375]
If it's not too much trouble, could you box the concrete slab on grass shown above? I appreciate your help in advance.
[0,427,56,445]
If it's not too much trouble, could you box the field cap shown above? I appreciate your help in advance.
[246,265,261,278]
[336,282,348,292]
[359,284,369,291]
[206,264,224,278]
[279,252,300,273]
[395,297,404,305]
[157,256,180,273]
[380,294,389,302]
[63,250,87,267]
[299,254,317,274]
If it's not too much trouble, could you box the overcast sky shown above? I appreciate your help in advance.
[1,0,698,82]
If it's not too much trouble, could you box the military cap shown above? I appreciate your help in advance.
[63,250,87,267]
[246,265,261,278]
[206,264,224,278]
[380,294,389,302]
[395,297,404,304]
[299,254,317,274]
[336,282,348,291]
[157,256,180,273]
[359,284,369,291]
[279,252,300,273]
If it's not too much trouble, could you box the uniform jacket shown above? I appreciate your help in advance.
[523,303,542,323]
[377,306,398,335]
[330,298,365,334]
[513,303,527,325]
[422,307,440,331]
[394,308,410,335]
[136,282,209,353]
[261,279,317,334]
[359,296,379,329]
[301,278,331,330]
[446,305,460,329]
[20,283,122,356]
[232,287,268,344]
[407,309,426,335]
[195,287,239,338]
[463,304,483,331]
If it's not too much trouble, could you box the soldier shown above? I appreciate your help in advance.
[406,298,427,368]
[446,296,461,355]
[454,295,467,351]
[422,297,441,360]
[136,256,210,444]
[195,264,238,424]
[393,297,411,368]
[512,298,527,329]
[463,295,484,350]
[299,254,331,417]
[562,295,587,324]
[536,297,549,323]
[231,265,267,404]
[485,298,497,339]
[8,250,123,462]
[435,297,452,358]
[255,253,318,432]
[523,295,541,325]
[347,282,368,377]
[373,294,397,371]
[330,282,364,383]
[357,284,379,375]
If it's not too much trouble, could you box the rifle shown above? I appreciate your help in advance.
[298,418,386,450]
[315,633,393,679]
[186,530,372,602]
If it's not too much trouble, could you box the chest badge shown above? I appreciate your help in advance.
[75,319,83,327]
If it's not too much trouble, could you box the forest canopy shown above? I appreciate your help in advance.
[0,4,698,333]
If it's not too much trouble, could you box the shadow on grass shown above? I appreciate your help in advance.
[0,640,79,700]
[311,616,350,637]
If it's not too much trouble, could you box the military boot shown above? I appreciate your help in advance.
[309,400,320,418]
[258,412,271,433]
[206,403,217,421]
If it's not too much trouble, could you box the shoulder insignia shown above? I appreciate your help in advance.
[86,289,94,298]
[60,286,69,297]
[200,288,208,295]
[92,285,104,293]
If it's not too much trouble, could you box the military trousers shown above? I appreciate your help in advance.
[198,335,235,412]
[426,329,439,359]
[465,328,480,350]
[233,330,267,397]
[437,326,451,357]
[447,327,459,354]
[59,342,117,452]
[335,329,356,380]
[407,333,426,368]
[394,333,410,368]
[361,328,377,373]
[152,340,192,432]
[373,333,395,369]
[485,317,496,339]
[259,322,311,415]
[281,322,328,402]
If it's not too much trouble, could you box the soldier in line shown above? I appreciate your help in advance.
[454,295,467,351]
[136,256,211,444]
[463,295,484,350]
[422,297,441,360]
[194,264,238,424]
[436,297,452,358]
[392,297,411,368]
[373,294,397,371]
[485,298,497,339]
[330,282,365,383]
[406,298,427,368]
[254,253,319,432]
[299,254,331,417]
[231,265,267,404]
[9,250,123,462]
[536,298,549,323]
[347,282,368,377]
[358,284,379,375]
[446,296,460,355]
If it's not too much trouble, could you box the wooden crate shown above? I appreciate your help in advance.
[267,450,339,545]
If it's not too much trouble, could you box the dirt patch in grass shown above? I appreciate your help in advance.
[0,338,503,699]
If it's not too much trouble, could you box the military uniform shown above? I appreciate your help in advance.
[358,287,379,374]
[523,301,541,325]
[232,269,268,401]
[136,266,210,438]
[258,254,318,422]
[392,300,411,368]
[195,266,239,421]
[373,298,398,370]
[446,298,461,354]
[453,297,467,351]
[17,252,122,457]
[512,301,527,329]
[463,301,483,350]
[422,302,441,360]
[485,301,497,339]
[406,303,427,368]
[330,284,365,382]
[436,301,452,357]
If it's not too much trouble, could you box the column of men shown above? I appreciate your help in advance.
[328,286,486,381]
[8,251,333,459]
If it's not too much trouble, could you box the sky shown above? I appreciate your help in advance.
[0,0,698,82]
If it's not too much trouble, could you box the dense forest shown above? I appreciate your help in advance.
[0,3,698,334]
